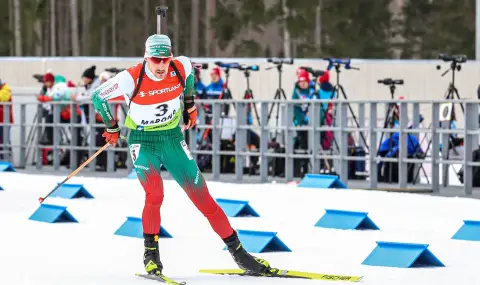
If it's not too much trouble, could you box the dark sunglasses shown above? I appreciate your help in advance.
[148,57,171,64]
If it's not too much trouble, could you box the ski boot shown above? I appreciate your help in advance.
[223,231,271,274]
[143,233,163,275]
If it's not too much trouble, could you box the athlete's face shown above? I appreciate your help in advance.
[147,57,172,79]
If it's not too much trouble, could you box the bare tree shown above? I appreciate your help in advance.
[82,0,92,56]
[50,0,56,56]
[70,0,80,56]
[204,0,211,57]
[13,0,21,56]
[144,0,149,39]
[112,0,116,56]
[282,0,291,58]
[315,0,321,53]
[190,0,199,56]
[174,0,179,53]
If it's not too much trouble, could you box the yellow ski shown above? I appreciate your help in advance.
[199,268,363,282]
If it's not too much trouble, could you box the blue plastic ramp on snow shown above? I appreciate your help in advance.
[362,241,445,268]
[315,209,379,230]
[29,204,78,223]
[452,220,480,241]
[0,161,15,172]
[49,183,94,199]
[114,216,172,238]
[223,230,291,253]
[298,174,346,189]
[216,198,260,217]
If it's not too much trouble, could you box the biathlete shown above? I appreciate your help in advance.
[90,34,271,276]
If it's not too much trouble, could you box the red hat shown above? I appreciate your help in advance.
[210,67,221,77]
[43,73,54,83]
[297,69,310,82]
[319,70,330,83]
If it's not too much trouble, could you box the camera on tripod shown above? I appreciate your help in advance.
[238,64,259,71]
[438,54,467,63]
[436,53,467,75]
[300,66,325,77]
[378,78,404,85]
[214,61,242,69]
[324,57,359,71]
[267,58,294,65]
[32,74,44,83]
[192,62,209,70]
[105,67,125,74]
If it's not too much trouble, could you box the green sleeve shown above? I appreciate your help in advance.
[91,88,117,128]
[184,72,195,99]
[90,70,131,128]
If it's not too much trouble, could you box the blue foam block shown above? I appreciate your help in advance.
[0,185,4,190]
[298,174,346,189]
[128,169,137,179]
[29,204,78,223]
[114,216,172,238]
[315,209,379,230]
[0,161,15,172]
[216,198,260,217]
[224,230,291,253]
[452,220,480,241]
[362,241,445,268]
[49,183,94,199]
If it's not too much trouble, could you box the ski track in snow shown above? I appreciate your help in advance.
[0,171,480,285]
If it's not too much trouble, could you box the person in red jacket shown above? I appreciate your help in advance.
[0,79,13,160]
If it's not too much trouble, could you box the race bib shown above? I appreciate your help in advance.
[129,144,141,163]
[129,96,181,127]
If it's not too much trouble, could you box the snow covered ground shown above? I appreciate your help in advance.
[1,171,480,285]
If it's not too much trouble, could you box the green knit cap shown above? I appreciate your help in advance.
[144,34,172,58]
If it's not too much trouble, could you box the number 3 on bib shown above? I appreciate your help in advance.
[155,104,168,117]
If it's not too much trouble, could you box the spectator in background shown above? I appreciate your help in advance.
[205,67,224,99]
[0,78,13,160]
[296,67,315,89]
[292,69,317,150]
[317,71,334,151]
[194,68,207,98]
[37,72,63,144]
[71,65,100,121]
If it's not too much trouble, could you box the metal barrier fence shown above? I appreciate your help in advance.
[0,99,479,195]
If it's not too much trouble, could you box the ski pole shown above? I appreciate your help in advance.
[37,136,125,203]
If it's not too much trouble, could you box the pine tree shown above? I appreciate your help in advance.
[320,0,394,58]
[400,0,475,59]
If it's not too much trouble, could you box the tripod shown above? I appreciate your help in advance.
[240,66,260,124]
[413,56,466,185]
[329,63,370,151]
[266,61,288,141]
[376,79,429,184]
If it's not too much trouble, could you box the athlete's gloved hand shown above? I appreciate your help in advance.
[102,122,120,146]
[182,106,198,130]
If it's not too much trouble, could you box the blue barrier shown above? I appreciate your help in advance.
[452,220,480,241]
[128,169,137,179]
[216,198,260,217]
[298,174,346,189]
[315,209,379,230]
[114,216,172,238]
[224,230,291,253]
[362,241,445,268]
[29,204,78,223]
[0,161,15,172]
[49,183,94,199]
